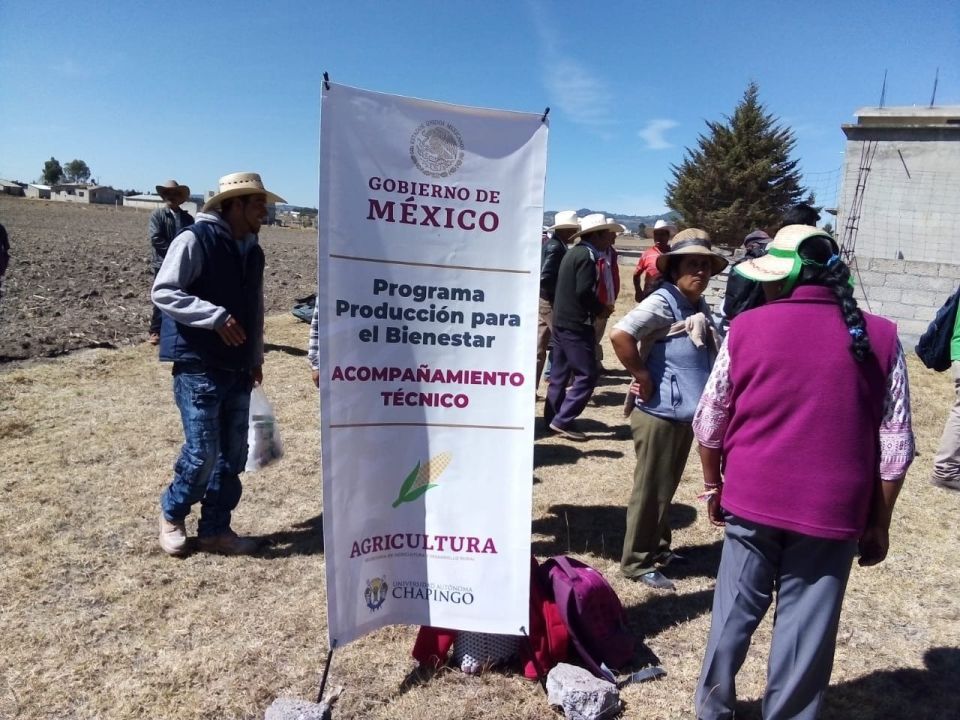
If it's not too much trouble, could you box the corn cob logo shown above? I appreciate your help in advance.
[392,452,452,508]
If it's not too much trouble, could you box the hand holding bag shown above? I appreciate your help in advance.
[245,385,283,471]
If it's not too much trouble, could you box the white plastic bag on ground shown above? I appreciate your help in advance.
[245,385,283,471]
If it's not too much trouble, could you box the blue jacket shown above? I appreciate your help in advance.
[637,284,715,423]
[158,221,264,370]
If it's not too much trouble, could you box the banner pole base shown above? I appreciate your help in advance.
[316,640,338,703]
[519,626,548,695]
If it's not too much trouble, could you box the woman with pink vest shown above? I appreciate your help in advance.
[692,226,915,720]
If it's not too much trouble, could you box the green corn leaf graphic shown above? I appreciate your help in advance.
[392,462,421,508]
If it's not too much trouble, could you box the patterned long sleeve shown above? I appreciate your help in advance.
[307,304,320,371]
[878,339,915,481]
[692,338,732,448]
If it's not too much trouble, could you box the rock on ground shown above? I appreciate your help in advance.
[264,696,334,720]
[546,663,621,720]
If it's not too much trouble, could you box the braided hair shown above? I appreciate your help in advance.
[795,236,872,361]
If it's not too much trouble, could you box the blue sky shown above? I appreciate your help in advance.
[1,1,957,214]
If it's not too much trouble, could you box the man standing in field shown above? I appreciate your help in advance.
[593,217,623,372]
[536,210,580,391]
[633,219,674,301]
[0,223,9,302]
[152,172,284,556]
[148,180,194,345]
[544,213,620,440]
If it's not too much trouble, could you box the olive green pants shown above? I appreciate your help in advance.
[621,409,694,578]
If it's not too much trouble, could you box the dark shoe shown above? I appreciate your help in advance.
[198,530,260,555]
[931,476,960,491]
[655,551,686,568]
[638,571,675,591]
[549,423,587,442]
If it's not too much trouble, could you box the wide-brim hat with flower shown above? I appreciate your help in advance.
[547,210,581,231]
[734,225,838,283]
[202,172,285,212]
[156,179,190,203]
[655,228,728,275]
[569,213,625,242]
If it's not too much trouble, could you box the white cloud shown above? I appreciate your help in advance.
[638,119,679,150]
[542,58,617,131]
[530,3,617,135]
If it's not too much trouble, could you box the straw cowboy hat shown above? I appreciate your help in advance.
[547,210,581,231]
[202,172,285,212]
[735,225,837,283]
[569,213,624,242]
[156,179,190,203]
[655,228,728,275]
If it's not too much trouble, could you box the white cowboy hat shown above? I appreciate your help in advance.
[606,217,626,234]
[569,213,624,242]
[735,225,837,282]
[653,219,675,233]
[547,210,581,231]
[202,172,285,212]
[655,228,728,275]
[156,179,190,202]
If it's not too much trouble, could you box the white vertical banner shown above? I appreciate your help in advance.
[317,83,548,646]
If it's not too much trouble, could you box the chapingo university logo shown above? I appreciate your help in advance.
[364,576,389,612]
[410,120,464,178]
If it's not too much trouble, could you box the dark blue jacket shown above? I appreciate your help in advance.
[158,222,264,370]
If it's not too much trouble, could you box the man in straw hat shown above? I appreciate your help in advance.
[536,210,580,392]
[593,217,625,372]
[148,180,194,345]
[544,213,621,441]
[152,172,285,556]
[611,229,727,590]
[633,218,675,302]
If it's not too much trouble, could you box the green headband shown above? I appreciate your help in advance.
[766,246,852,297]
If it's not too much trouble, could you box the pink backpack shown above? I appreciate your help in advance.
[543,556,635,681]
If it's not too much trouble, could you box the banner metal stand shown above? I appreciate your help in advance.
[316,639,338,703]
[519,626,549,695]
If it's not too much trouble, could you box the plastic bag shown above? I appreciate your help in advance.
[245,386,283,471]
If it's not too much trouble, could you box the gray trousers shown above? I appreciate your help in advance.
[932,361,960,482]
[695,516,856,720]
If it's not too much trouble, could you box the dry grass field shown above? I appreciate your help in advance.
[1,199,959,719]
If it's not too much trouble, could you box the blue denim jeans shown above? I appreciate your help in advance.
[161,366,253,538]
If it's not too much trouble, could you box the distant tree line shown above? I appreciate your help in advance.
[41,157,92,185]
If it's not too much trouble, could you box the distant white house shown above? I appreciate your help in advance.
[25,184,51,199]
[123,193,199,215]
[51,183,122,205]
[0,179,25,196]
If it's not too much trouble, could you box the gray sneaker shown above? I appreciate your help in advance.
[638,571,676,591]
[198,530,260,555]
[159,514,188,556]
[931,476,960,491]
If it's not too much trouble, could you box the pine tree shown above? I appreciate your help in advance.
[665,82,806,246]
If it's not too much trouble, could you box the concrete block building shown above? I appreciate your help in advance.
[837,106,960,343]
